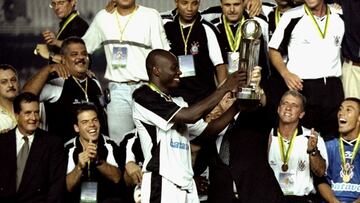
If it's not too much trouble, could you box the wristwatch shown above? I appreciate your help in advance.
[49,51,55,61]
[95,159,104,167]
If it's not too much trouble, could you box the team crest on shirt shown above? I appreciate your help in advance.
[269,160,276,166]
[334,36,341,46]
[190,41,200,55]
[298,160,306,171]
[302,39,310,44]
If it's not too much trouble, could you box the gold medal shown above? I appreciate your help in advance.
[343,174,350,183]
[281,163,288,172]
[278,129,298,174]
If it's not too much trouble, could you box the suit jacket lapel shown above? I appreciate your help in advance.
[7,129,17,192]
[9,129,17,170]
[18,129,44,191]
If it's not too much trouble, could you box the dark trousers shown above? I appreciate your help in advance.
[284,193,321,203]
[300,77,344,141]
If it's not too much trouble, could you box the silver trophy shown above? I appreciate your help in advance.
[237,19,262,101]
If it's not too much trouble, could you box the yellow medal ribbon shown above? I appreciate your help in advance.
[275,7,281,27]
[304,4,330,39]
[223,15,245,52]
[277,128,298,168]
[147,83,172,102]
[115,5,138,42]
[339,133,360,182]
[56,12,79,39]
[72,76,89,102]
[88,160,91,179]
[179,18,196,55]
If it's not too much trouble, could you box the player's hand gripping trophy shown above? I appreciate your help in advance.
[237,19,262,103]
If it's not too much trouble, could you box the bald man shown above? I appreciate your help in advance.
[132,49,245,203]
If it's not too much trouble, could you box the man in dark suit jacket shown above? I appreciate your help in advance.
[204,107,285,203]
[0,92,66,203]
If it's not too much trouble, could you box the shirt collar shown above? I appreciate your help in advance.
[341,137,358,146]
[176,12,201,28]
[59,10,77,27]
[220,11,250,25]
[16,127,35,147]
[272,124,303,137]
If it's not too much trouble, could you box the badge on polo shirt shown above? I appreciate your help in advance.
[279,172,294,195]
[178,55,195,77]
[112,46,127,68]
[80,181,98,203]
[227,52,240,73]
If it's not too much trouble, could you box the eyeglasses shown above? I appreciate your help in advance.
[49,0,67,9]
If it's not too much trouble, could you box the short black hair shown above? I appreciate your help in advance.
[344,97,360,110]
[72,102,98,124]
[145,49,176,79]
[60,36,86,55]
[13,92,39,114]
[0,64,18,75]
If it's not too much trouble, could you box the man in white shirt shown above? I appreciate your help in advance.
[82,0,170,145]
[268,0,345,141]
[133,49,246,203]
[0,64,19,133]
[268,90,327,202]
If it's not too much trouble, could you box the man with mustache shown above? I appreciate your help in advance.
[23,37,107,143]
[0,64,20,133]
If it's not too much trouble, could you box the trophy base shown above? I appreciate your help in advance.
[237,97,261,112]
[237,87,260,100]
[237,87,261,109]
[238,98,260,105]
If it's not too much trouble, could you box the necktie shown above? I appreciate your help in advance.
[219,119,235,165]
[16,136,29,191]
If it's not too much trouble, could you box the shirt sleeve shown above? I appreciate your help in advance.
[204,24,224,66]
[66,147,76,174]
[188,118,208,140]
[150,9,170,51]
[105,143,119,167]
[125,135,137,164]
[317,135,329,170]
[268,12,291,50]
[133,86,182,131]
[39,83,62,103]
[82,10,104,54]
